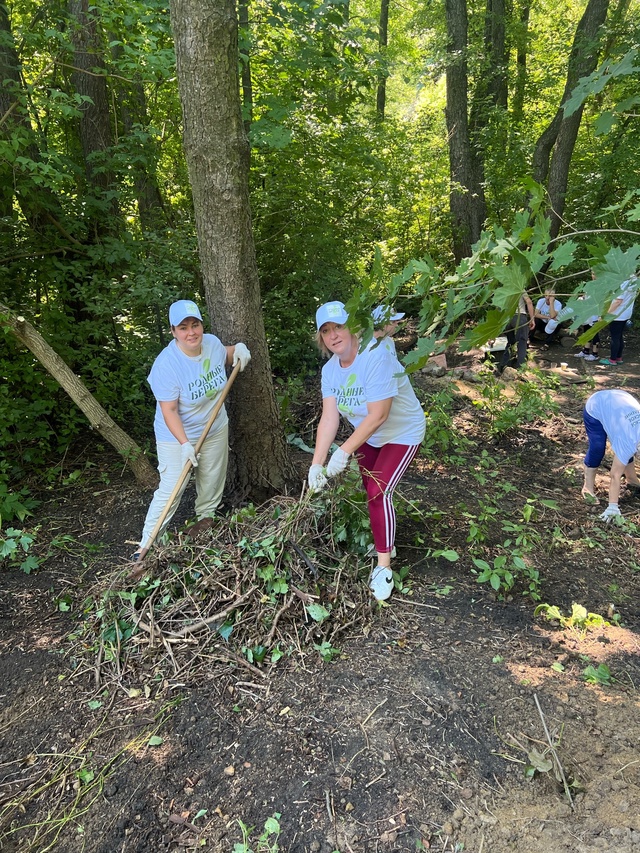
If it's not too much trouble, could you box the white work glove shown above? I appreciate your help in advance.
[326,447,350,478]
[232,342,251,372]
[181,441,198,469]
[308,464,327,493]
[599,503,621,523]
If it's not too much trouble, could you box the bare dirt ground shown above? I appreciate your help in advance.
[1,329,639,853]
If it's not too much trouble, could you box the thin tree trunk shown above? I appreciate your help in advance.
[532,0,610,238]
[444,0,486,260]
[0,303,157,488]
[511,0,531,125]
[169,0,297,502]
[376,0,390,119]
[68,0,121,232]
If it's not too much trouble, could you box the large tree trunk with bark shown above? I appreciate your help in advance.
[0,303,157,488]
[444,0,486,260]
[168,0,297,502]
[532,0,610,239]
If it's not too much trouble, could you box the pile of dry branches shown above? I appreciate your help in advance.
[69,491,376,692]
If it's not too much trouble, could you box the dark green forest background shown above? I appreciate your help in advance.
[1,0,639,513]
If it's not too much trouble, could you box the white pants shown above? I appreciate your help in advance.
[139,424,229,549]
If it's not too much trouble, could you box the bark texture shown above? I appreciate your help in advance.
[169,0,297,501]
[444,0,486,260]
[0,303,157,488]
[532,0,610,238]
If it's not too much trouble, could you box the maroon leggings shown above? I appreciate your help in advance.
[356,441,421,554]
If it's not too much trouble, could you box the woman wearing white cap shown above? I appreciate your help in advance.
[308,301,425,601]
[133,299,251,559]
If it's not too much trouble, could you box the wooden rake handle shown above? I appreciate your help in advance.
[135,360,242,563]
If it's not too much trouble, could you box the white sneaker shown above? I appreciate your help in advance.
[573,352,586,358]
[366,544,396,558]
[584,354,597,361]
[369,565,394,601]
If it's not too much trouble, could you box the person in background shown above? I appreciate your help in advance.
[599,275,637,366]
[582,389,640,523]
[531,289,562,341]
[372,304,405,344]
[573,303,600,361]
[307,301,425,602]
[133,299,251,560]
[499,291,535,371]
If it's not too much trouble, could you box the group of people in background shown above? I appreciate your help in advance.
[135,270,638,603]
[500,274,637,370]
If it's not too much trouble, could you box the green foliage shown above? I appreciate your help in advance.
[0,526,41,574]
[582,663,613,686]
[234,813,282,853]
[535,602,610,632]
[472,374,558,437]
[419,388,471,462]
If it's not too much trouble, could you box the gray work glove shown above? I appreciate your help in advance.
[326,447,350,477]
[232,342,251,371]
[308,464,327,493]
[599,503,621,523]
[181,441,198,469]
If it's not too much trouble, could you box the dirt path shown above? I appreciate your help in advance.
[1,329,639,853]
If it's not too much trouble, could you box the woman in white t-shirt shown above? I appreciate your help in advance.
[599,276,637,366]
[582,389,640,522]
[307,301,426,601]
[133,300,251,559]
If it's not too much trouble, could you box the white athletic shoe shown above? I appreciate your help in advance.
[369,565,394,601]
[573,351,586,358]
[584,354,597,361]
[366,543,397,558]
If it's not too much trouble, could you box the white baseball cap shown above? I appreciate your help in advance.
[372,305,405,324]
[169,299,203,326]
[316,301,349,330]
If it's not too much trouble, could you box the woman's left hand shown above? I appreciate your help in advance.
[233,342,251,371]
[326,447,350,477]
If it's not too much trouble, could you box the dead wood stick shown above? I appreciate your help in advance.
[288,540,319,578]
[533,693,573,807]
[265,594,293,647]
[162,586,257,638]
[290,584,318,604]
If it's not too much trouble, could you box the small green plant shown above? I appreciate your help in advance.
[234,813,282,853]
[583,663,613,686]
[535,602,609,632]
[473,375,558,436]
[0,526,41,574]
[314,640,341,662]
[419,388,471,462]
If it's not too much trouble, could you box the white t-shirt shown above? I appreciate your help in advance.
[535,297,562,317]
[610,278,637,322]
[148,334,229,443]
[321,341,426,447]
[586,390,640,463]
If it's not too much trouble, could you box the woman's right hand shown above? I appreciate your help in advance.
[308,464,327,493]
[181,441,198,468]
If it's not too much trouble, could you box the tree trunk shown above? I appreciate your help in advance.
[532,0,610,238]
[444,0,486,260]
[0,303,157,488]
[68,0,121,232]
[512,0,531,125]
[376,0,390,119]
[168,0,297,502]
